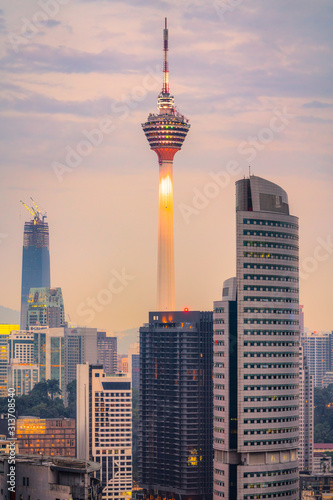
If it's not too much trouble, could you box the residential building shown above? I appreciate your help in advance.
[299,347,314,473]
[301,333,333,388]
[77,363,132,500]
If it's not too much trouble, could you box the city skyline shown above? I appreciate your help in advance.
[1,1,333,334]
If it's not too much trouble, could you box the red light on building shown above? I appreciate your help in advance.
[184,308,189,312]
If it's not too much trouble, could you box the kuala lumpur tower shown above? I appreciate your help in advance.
[142,18,190,311]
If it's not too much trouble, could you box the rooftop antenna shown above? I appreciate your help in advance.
[162,17,169,94]
[249,165,251,177]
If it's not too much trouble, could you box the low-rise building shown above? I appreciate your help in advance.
[17,417,75,457]
[0,453,102,500]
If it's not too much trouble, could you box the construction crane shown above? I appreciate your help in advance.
[20,199,47,224]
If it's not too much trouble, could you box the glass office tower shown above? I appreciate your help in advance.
[20,219,50,329]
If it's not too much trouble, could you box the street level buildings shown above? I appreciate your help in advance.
[213,176,300,499]
[77,363,132,500]
[0,453,101,500]
[139,311,213,500]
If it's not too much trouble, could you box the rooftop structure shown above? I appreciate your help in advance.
[0,452,101,499]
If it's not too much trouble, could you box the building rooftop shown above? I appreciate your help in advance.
[0,452,100,473]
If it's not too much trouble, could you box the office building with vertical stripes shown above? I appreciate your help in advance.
[213,176,299,499]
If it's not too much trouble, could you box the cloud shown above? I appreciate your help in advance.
[1,43,155,74]
[303,101,333,109]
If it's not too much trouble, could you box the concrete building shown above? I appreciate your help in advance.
[97,332,117,375]
[213,176,300,499]
[323,372,333,388]
[301,333,333,388]
[299,348,314,473]
[0,324,20,397]
[139,310,213,500]
[27,287,65,328]
[77,364,132,500]
[300,474,333,499]
[65,326,98,391]
[7,330,39,396]
[128,343,140,390]
[33,326,65,394]
[16,417,75,457]
[0,453,101,499]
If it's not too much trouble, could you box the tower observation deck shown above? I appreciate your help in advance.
[142,18,190,311]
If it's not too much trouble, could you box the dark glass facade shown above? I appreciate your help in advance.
[20,220,50,329]
[139,311,213,500]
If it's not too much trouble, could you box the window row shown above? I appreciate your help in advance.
[243,218,298,230]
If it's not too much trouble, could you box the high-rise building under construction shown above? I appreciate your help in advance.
[20,200,50,329]
[142,18,190,311]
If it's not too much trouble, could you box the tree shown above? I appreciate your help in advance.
[47,379,62,400]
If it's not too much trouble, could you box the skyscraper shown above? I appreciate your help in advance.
[20,202,50,329]
[97,332,117,375]
[27,287,65,328]
[300,332,333,387]
[299,347,314,473]
[213,175,299,499]
[64,326,98,404]
[33,326,65,393]
[139,311,213,500]
[77,364,132,500]
[142,19,190,311]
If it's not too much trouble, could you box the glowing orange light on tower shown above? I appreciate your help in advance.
[142,18,190,311]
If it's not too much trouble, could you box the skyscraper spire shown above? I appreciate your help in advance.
[162,17,169,94]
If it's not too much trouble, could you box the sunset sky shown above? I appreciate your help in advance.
[1,0,332,337]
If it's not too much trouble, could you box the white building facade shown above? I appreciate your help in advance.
[77,363,132,500]
[299,347,314,473]
[300,332,333,388]
[7,330,39,396]
[213,176,300,499]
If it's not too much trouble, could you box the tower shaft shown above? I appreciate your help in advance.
[142,19,190,310]
[158,160,174,311]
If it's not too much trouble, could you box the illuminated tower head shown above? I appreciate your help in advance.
[142,18,190,311]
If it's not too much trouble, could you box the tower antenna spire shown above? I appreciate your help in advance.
[163,17,169,94]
